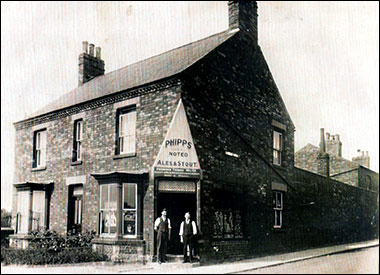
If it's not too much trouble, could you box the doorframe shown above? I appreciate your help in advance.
[67,184,84,235]
[153,177,201,257]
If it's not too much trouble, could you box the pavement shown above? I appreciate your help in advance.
[1,239,378,274]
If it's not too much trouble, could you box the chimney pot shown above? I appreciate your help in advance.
[82,41,88,54]
[89,44,95,56]
[366,151,369,156]
[362,151,365,156]
[95,47,101,59]
[335,134,340,141]
[326,133,330,140]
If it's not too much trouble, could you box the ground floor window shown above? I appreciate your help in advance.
[212,189,244,239]
[16,191,30,234]
[122,183,137,236]
[99,183,138,237]
[100,184,118,235]
[273,191,283,228]
[213,209,243,239]
[32,191,46,231]
[14,183,51,234]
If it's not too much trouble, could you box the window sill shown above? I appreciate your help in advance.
[113,153,136,159]
[71,160,83,166]
[32,166,46,172]
[273,164,286,171]
[272,227,287,233]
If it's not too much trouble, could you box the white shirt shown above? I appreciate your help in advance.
[154,216,171,231]
[179,219,197,236]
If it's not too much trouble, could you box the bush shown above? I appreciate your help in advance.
[1,230,108,265]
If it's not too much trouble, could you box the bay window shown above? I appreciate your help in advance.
[32,191,46,231]
[100,184,118,235]
[122,183,137,236]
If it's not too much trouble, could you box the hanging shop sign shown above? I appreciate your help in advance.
[153,99,201,178]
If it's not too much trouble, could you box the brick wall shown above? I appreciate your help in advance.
[13,84,181,238]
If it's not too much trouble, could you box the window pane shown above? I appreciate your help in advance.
[108,210,117,234]
[273,131,281,150]
[36,132,41,149]
[273,150,280,165]
[17,191,30,234]
[108,185,118,210]
[100,185,107,210]
[123,184,136,209]
[123,210,136,235]
[32,191,45,230]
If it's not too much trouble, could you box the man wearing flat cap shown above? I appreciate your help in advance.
[154,208,171,264]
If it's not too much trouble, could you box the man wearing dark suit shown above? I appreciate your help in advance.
[179,212,197,263]
[154,208,171,264]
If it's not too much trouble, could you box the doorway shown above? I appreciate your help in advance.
[67,185,83,235]
[157,192,196,255]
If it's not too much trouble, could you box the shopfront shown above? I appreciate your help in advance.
[152,99,202,256]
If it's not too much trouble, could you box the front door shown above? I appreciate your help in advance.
[68,185,83,235]
[157,192,196,255]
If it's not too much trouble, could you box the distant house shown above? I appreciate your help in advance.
[10,1,378,263]
[296,129,379,192]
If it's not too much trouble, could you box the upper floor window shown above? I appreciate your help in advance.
[72,119,83,162]
[273,191,283,228]
[273,130,283,166]
[116,107,136,155]
[33,129,47,168]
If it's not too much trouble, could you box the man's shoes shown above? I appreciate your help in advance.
[158,260,162,264]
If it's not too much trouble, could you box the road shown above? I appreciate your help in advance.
[236,247,379,274]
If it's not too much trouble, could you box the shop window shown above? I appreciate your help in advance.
[273,130,283,166]
[273,191,283,228]
[33,129,47,168]
[99,184,118,235]
[122,183,137,236]
[32,191,46,231]
[212,190,244,239]
[116,107,136,155]
[72,119,83,162]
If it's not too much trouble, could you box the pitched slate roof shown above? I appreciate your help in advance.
[26,29,238,120]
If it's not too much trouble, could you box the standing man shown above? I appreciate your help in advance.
[179,212,197,263]
[154,208,171,264]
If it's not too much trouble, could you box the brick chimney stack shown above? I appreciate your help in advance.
[78,41,105,86]
[326,132,342,157]
[228,1,258,45]
[352,149,370,169]
[318,128,330,178]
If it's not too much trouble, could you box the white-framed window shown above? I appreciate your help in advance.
[273,130,283,166]
[34,130,47,168]
[32,191,46,231]
[73,119,83,161]
[118,108,136,155]
[273,191,283,228]
[122,183,137,237]
[99,184,118,236]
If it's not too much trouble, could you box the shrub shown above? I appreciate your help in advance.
[1,230,108,265]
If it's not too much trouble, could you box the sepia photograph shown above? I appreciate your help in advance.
[1,1,379,274]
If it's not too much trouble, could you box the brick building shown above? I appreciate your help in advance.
[295,128,379,192]
[10,1,378,263]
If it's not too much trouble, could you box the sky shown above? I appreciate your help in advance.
[1,1,379,210]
